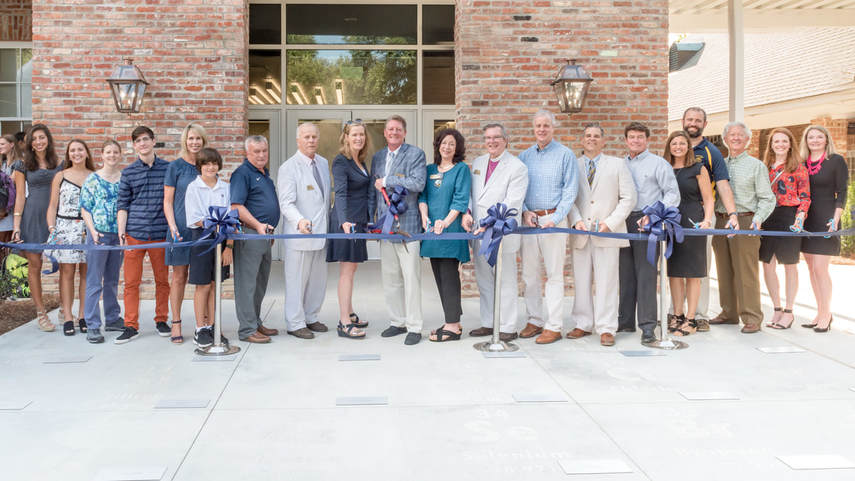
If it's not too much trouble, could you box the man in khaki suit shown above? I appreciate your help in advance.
[568,123,636,346]
[462,123,528,341]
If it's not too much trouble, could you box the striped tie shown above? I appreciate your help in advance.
[587,159,596,186]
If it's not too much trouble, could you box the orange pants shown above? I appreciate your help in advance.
[123,235,170,329]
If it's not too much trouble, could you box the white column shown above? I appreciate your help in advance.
[728,0,745,122]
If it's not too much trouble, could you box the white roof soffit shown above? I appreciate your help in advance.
[670,0,855,31]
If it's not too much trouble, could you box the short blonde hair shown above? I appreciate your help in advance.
[179,123,208,161]
[799,124,837,160]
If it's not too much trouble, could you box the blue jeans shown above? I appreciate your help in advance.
[84,232,123,330]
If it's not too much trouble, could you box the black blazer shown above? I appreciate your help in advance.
[329,153,371,230]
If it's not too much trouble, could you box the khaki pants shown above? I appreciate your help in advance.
[380,241,423,332]
[711,215,762,326]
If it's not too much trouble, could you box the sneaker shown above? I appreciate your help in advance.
[114,327,139,344]
[87,329,105,344]
[155,322,171,337]
[695,318,710,332]
[104,323,125,332]
[194,327,214,348]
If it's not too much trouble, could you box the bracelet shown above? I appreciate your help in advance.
[225,243,234,249]
[727,212,737,217]
[13,212,21,216]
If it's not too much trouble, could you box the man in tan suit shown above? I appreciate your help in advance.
[568,123,637,346]
[462,123,529,341]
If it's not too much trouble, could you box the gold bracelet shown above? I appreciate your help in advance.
[13,212,21,216]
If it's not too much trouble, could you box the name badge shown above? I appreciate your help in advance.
[429,174,442,179]
[473,169,481,175]
[306,185,315,191]
[395,173,405,178]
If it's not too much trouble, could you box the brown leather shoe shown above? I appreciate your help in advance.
[257,324,279,336]
[499,332,518,342]
[535,329,561,344]
[519,322,543,338]
[741,324,761,334]
[242,332,271,343]
[287,327,314,339]
[600,333,615,346]
[566,328,591,339]
[709,315,738,325]
[469,326,493,337]
[306,322,328,332]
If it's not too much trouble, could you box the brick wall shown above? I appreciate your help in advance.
[0,0,31,42]
[31,0,248,299]
[455,0,669,296]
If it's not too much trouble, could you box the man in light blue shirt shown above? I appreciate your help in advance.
[518,110,578,344]
[617,122,680,344]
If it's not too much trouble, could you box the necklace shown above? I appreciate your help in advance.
[806,153,825,176]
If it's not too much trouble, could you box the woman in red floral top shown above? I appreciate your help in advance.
[760,128,810,329]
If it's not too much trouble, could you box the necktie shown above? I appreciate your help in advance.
[587,158,596,186]
[386,150,396,177]
[311,159,324,197]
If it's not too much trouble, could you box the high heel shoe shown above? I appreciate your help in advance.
[769,309,794,330]
[337,321,366,339]
[765,307,783,328]
[813,315,833,333]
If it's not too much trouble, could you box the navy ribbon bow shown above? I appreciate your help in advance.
[641,201,684,265]
[369,185,408,234]
[478,203,518,267]
[194,206,241,255]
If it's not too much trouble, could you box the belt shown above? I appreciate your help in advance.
[715,211,754,219]
[531,208,556,216]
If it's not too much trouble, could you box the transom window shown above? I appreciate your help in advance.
[0,45,32,135]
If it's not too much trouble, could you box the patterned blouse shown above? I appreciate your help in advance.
[768,163,811,215]
[80,172,120,233]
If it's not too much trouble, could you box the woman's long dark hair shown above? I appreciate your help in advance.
[23,124,59,171]
[433,128,466,165]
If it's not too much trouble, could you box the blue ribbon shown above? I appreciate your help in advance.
[193,206,241,255]
[368,185,408,234]
[641,201,684,266]
[478,203,518,267]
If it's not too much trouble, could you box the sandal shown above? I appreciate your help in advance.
[764,307,783,328]
[337,321,365,339]
[672,318,697,337]
[769,309,794,330]
[78,319,87,333]
[170,320,184,344]
[36,310,56,332]
[668,314,685,334]
[429,326,462,342]
[63,320,75,336]
[349,312,368,328]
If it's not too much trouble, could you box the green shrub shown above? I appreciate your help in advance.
[840,180,855,258]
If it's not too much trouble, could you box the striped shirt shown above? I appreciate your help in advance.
[715,151,775,226]
[117,156,169,240]
[519,140,579,224]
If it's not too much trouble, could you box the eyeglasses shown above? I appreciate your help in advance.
[343,119,364,132]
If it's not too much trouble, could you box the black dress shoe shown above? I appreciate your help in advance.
[404,332,422,345]
[640,328,657,344]
[381,326,408,337]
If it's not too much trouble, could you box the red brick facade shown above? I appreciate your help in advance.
[28,0,248,298]
[455,0,670,295]
[0,0,31,42]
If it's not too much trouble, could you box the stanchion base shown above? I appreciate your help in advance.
[473,340,520,352]
[642,337,688,350]
[194,344,241,356]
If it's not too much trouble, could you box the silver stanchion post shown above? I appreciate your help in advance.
[644,237,688,350]
[474,242,519,352]
[196,226,240,356]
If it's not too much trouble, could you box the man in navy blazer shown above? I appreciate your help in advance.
[368,115,427,345]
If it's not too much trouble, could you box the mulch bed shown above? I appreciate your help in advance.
[0,294,60,336]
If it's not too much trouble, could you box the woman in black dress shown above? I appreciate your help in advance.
[760,128,809,329]
[663,131,714,336]
[799,125,848,333]
[327,121,372,339]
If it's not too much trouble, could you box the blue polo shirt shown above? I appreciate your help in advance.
[117,156,169,240]
[693,137,729,184]
[229,158,280,227]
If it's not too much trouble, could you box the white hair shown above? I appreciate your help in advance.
[296,122,319,140]
[244,135,268,152]
[532,109,557,127]
[722,121,752,144]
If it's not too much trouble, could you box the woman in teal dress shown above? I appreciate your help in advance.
[418,128,471,342]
